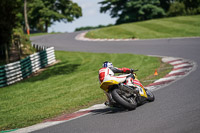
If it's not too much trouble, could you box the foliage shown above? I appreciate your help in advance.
[0,0,23,44]
[180,0,200,10]
[0,0,23,62]
[99,0,166,24]
[167,0,200,16]
[182,0,200,15]
[167,2,186,16]
[99,0,200,24]
[13,28,36,59]
[0,0,82,63]
[27,0,82,32]
[138,4,166,20]
[159,0,171,12]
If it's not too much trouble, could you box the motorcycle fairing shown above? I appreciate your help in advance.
[100,80,119,92]
[133,79,148,98]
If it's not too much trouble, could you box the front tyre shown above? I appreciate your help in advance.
[145,89,155,102]
[111,89,137,110]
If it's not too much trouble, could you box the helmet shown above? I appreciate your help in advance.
[103,61,113,68]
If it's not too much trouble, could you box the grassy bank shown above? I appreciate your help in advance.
[85,15,200,39]
[0,51,172,130]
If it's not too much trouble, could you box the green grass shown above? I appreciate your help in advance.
[85,15,200,39]
[0,51,172,130]
[29,32,62,37]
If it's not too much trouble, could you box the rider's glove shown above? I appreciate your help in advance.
[130,69,134,73]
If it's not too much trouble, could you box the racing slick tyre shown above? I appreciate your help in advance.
[145,89,155,102]
[111,88,137,110]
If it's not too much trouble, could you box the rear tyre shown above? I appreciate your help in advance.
[111,89,137,110]
[145,89,155,102]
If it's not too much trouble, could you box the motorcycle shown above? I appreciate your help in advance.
[100,69,155,110]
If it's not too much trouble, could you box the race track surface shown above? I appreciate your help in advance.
[30,32,200,133]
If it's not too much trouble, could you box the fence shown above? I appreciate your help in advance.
[0,47,56,88]
[32,44,47,52]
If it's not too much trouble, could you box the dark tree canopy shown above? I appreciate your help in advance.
[180,0,200,9]
[159,0,171,11]
[99,0,166,24]
[0,0,22,46]
[167,0,200,16]
[0,0,23,62]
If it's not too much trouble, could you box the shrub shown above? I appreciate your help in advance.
[167,2,186,16]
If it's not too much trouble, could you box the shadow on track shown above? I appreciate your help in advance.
[91,107,129,115]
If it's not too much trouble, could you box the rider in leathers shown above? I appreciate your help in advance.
[99,61,135,106]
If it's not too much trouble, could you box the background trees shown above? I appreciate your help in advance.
[28,0,82,32]
[99,0,200,24]
[99,0,166,24]
[170,0,200,16]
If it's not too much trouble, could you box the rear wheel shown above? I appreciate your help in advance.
[145,89,155,102]
[111,89,137,110]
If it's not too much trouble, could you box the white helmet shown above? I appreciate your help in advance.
[103,61,113,68]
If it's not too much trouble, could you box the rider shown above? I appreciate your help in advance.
[99,61,135,106]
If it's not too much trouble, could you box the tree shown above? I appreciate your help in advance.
[178,0,200,14]
[180,0,200,9]
[167,0,200,16]
[167,2,186,16]
[27,0,82,32]
[24,0,30,35]
[0,0,23,63]
[99,0,166,24]
[159,0,171,12]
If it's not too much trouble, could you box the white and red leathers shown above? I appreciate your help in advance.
[99,67,134,86]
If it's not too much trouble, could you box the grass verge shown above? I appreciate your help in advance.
[85,15,200,39]
[29,32,62,37]
[0,51,172,130]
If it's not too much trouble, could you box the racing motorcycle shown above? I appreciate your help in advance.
[100,69,155,110]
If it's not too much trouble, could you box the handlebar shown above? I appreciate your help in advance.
[131,69,138,73]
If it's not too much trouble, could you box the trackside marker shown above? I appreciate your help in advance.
[164,72,186,77]
[147,57,196,91]
[154,69,158,76]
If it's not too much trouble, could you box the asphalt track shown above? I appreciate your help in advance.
[30,32,200,133]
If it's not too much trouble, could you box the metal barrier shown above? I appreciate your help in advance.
[0,47,56,87]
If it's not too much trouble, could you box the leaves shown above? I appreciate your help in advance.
[99,0,166,24]
[27,0,82,32]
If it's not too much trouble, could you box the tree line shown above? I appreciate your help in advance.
[75,0,200,31]
[99,0,200,24]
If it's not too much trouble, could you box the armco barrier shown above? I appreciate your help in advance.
[0,47,56,87]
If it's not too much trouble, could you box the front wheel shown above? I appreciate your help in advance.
[111,89,137,110]
[145,89,155,102]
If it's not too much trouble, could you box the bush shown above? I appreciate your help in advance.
[12,28,36,59]
[167,2,186,16]
[139,4,166,20]
[186,7,200,15]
